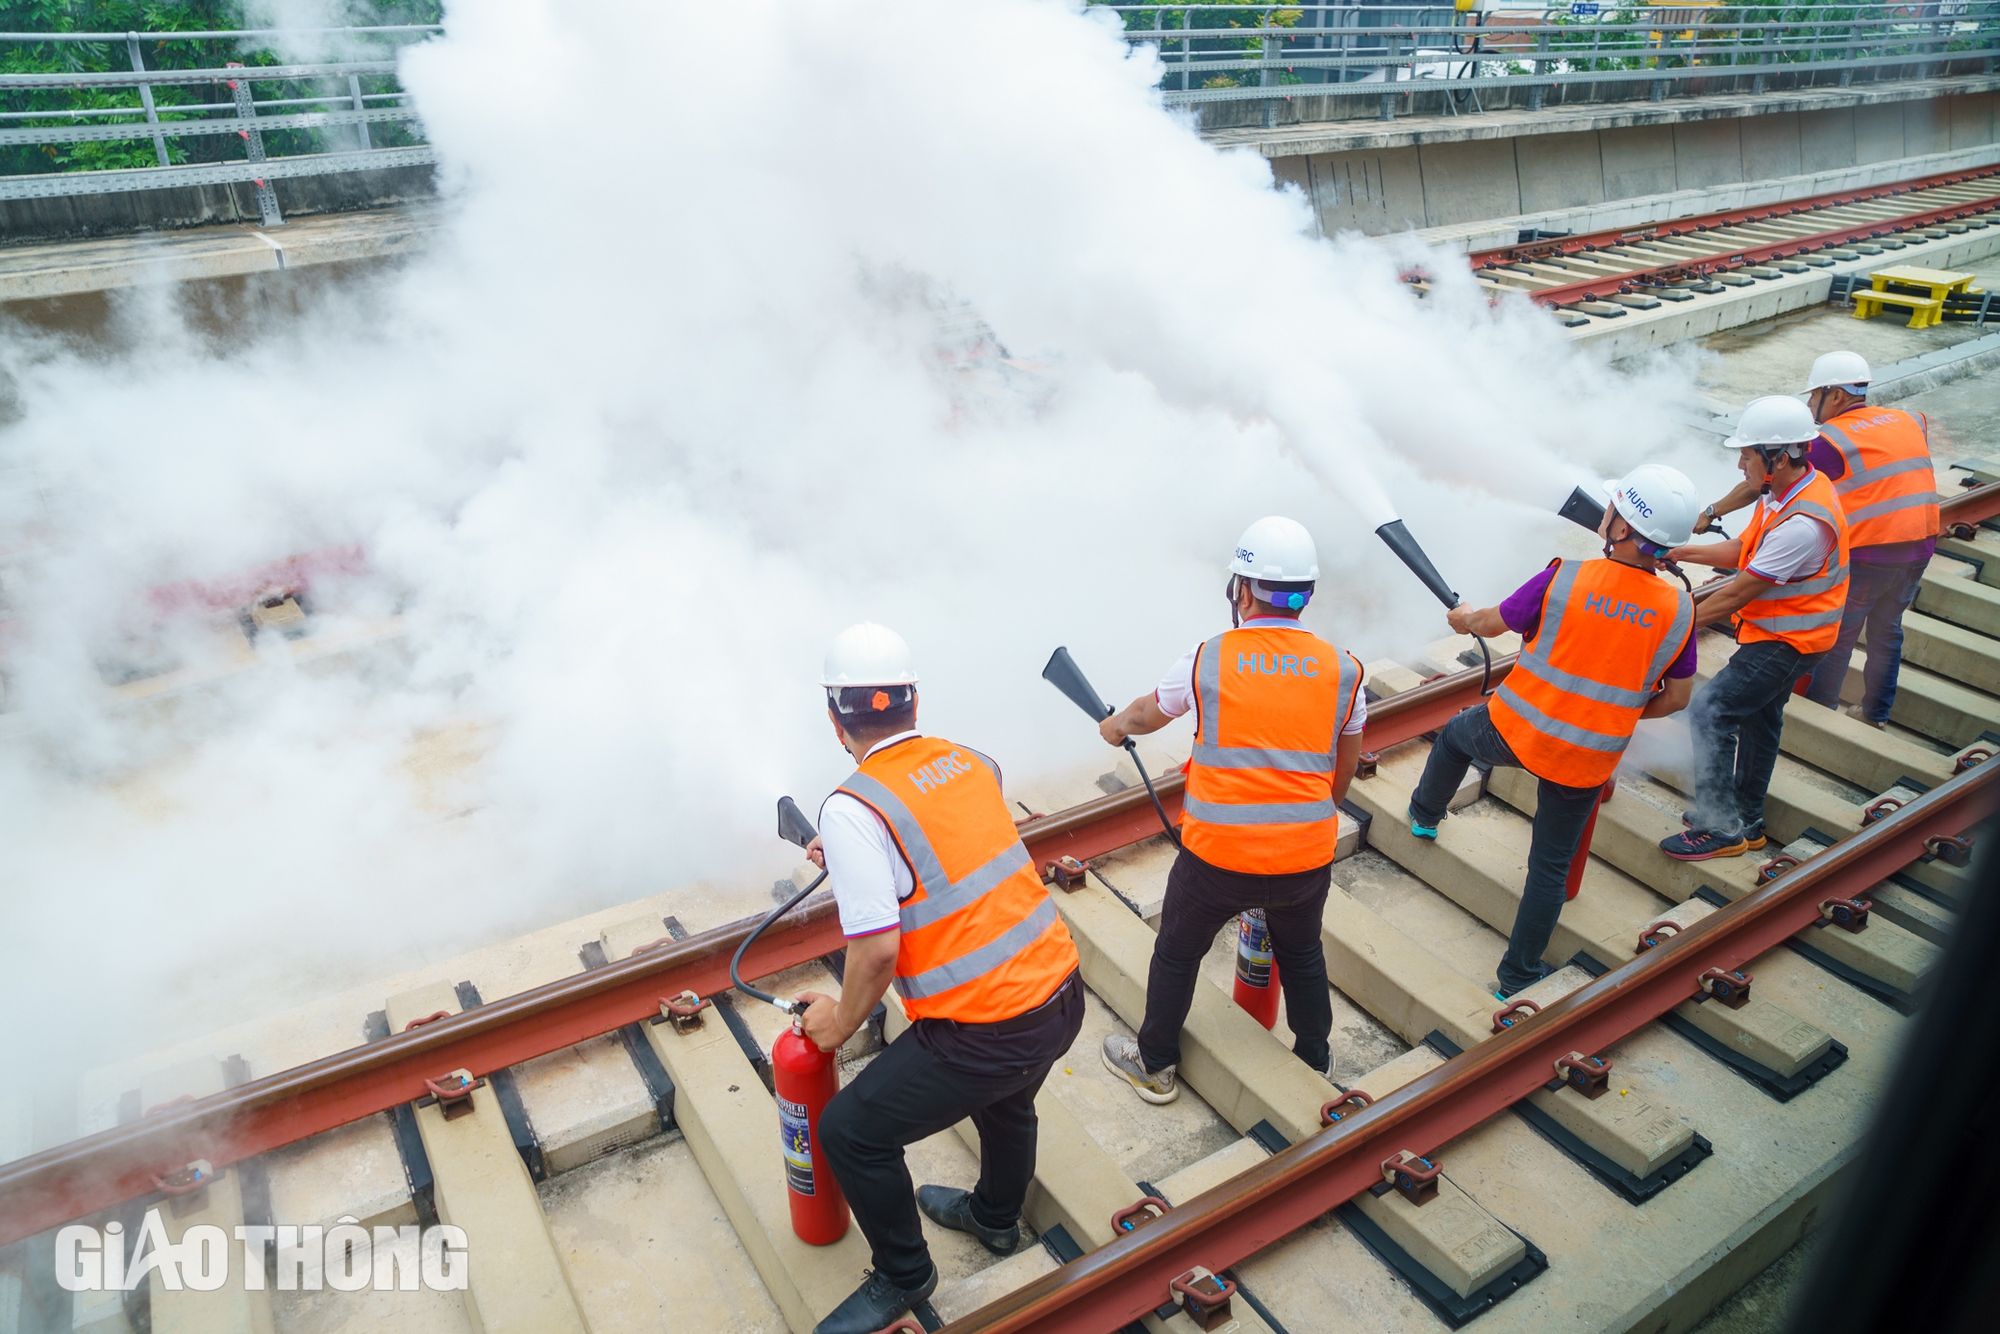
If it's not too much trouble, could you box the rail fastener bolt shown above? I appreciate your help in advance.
[1698,967,1753,1009]
[1818,897,1873,933]
[1925,834,1975,867]
[1112,1196,1170,1235]
[656,990,712,1034]
[1380,1151,1442,1207]
[1170,1268,1238,1332]
[1954,746,1994,776]
[1491,997,1541,1033]
[1552,1051,1614,1100]
[1321,1089,1374,1126]
[1356,751,1380,779]
[1636,919,1683,952]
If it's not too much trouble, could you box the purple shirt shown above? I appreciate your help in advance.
[1805,434,1935,565]
[1499,563,1698,680]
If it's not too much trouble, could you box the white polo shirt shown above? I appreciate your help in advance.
[1155,617,1368,733]
[1746,471,1838,584]
[819,731,923,939]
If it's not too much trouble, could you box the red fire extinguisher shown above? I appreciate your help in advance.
[771,1024,850,1244]
[1232,909,1280,1029]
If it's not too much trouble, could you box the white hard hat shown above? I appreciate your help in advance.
[1806,350,1872,392]
[1603,464,1700,548]
[1228,516,1319,582]
[819,622,918,688]
[1724,396,1820,451]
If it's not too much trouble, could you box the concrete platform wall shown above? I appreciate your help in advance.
[1275,93,1999,236]
[0,163,436,246]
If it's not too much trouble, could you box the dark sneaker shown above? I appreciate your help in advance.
[812,1266,940,1334]
[1494,960,1556,1000]
[1101,1035,1179,1104]
[918,1185,1021,1256]
[1660,828,1751,861]
[1680,811,1765,849]
[1409,805,1439,841]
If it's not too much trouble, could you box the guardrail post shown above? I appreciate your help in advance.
[348,73,372,151]
[226,62,284,229]
[1262,34,1281,129]
[1752,21,1773,94]
[125,32,170,168]
[1381,92,1396,121]
[1527,30,1547,110]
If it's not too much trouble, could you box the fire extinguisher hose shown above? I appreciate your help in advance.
[729,870,826,1016]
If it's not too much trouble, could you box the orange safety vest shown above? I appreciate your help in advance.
[832,736,1078,1023]
[1817,407,1938,549]
[1181,626,1362,875]
[1489,558,1693,788]
[1737,467,1851,654]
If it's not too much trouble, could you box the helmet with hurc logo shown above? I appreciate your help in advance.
[1603,464,1699,548]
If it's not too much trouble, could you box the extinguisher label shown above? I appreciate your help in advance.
[779,1096,816,1196]
[1236,910,1274,989]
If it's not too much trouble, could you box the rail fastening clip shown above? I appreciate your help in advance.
[1380,1151,1441,1207]
[1552,1051,1614,1099]
[418,1073,486,1122]
[1321,1089,1373,1126]
[1046,855,1090,890]
[1925,834,1975,867]
[1170,1268,1238,1332]
[1818,897,1872,933]
[1112,1196,1170,1235]
[656,990,712,1034]
[1491,997,1540,1033]
[1756,854,1802,885]
[1635,919,1682,953]
[1697,967,1753,1009]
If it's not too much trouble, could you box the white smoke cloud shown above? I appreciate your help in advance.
[0,0,1734,1098]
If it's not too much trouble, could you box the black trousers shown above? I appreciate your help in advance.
[1409,703,1602,995]
[1136,847,1334,1074]
[817,977,1084,1290]
[1690,638,1822,837]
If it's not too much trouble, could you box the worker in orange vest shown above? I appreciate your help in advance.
[1097,517,1364,1101]
[797,623,1083,1334]
[1692,352,1936,727]
[1663,396,1851,862]
[1408,466,1698,996]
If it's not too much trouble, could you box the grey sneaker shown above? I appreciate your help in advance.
[1842,704,1886,730]
[1101,1035,1178,1104]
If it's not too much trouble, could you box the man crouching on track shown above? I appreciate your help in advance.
[795,622,1083,1334]
[1096,517,1364,1103]
[1408,467,1699,997]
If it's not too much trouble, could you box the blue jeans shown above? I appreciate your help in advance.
[1690,639,1821,837]
[1410,704,1601,995]
[1804,557,1928,724]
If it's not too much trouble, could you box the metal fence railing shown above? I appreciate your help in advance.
[1100,2,2000,122]
[0,25,438,222]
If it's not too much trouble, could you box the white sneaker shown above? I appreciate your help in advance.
[1842,704,1886,730]
[1100,1035,1179,1104]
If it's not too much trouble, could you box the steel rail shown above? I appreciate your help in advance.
[1470,167,2000,269]
[1490,180,2000,308]
[941,752,2000,1334]
[1,484,1988,1247]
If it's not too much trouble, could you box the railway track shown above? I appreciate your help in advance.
[1443,166,2000,326]
[6,482,2000,1334]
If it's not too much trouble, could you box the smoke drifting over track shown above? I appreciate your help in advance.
[0,0,1723,1086]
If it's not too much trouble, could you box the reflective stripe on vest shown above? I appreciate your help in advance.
[1181,627,1359,875]
[1488,558,1692,787]
[832,736,1077,1022]
[1737,469,1852,654]
[1819,408,1938,548]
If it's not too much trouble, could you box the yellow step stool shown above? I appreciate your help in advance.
[1852,288,1945,329]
